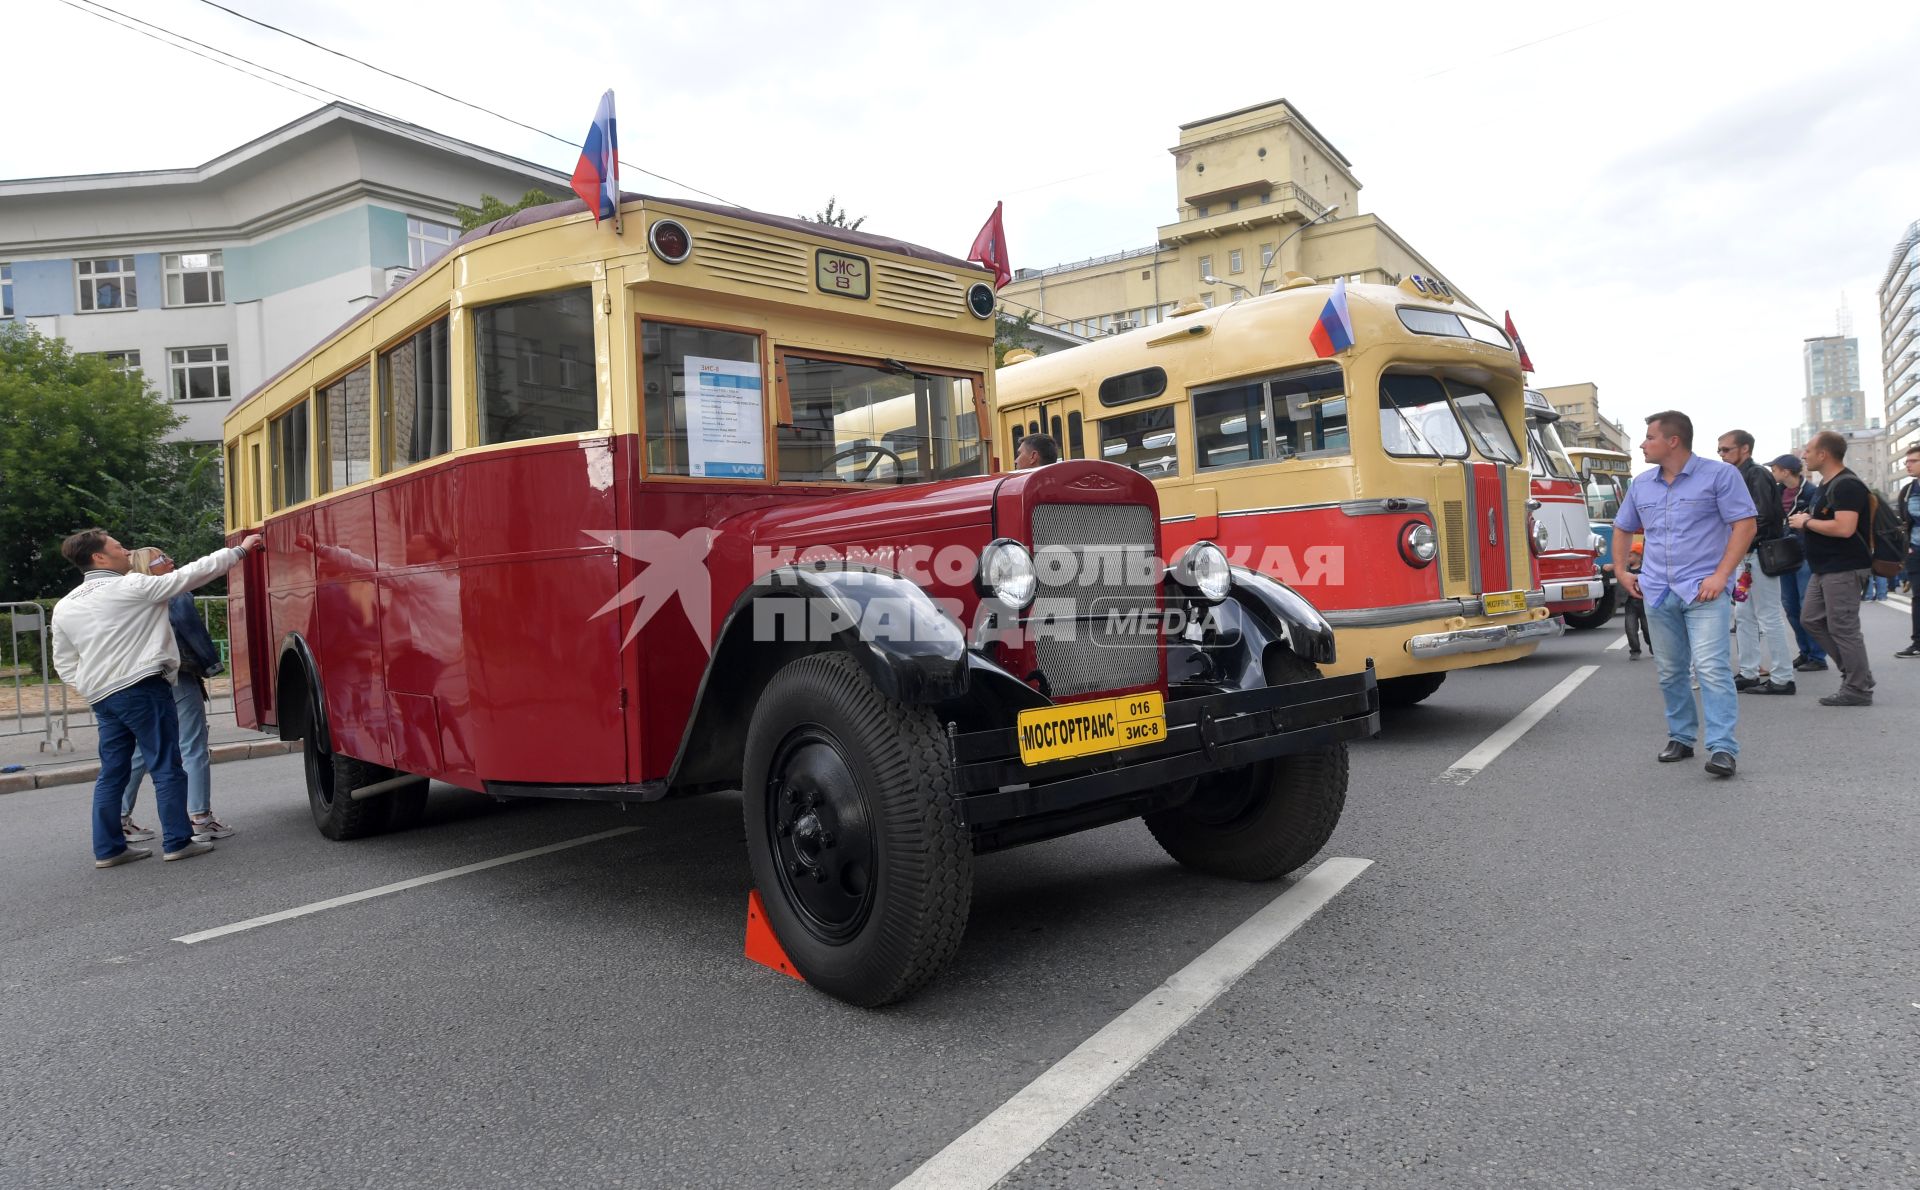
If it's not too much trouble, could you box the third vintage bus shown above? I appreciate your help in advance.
[1523,388,1605,627]
[996,275,1560,707]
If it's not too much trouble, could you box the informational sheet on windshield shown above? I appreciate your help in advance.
[686,356,766,479]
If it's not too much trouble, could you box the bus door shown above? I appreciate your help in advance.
[1003,391,1087,463]
[240,427,274,722]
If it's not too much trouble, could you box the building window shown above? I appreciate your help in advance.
[77,257,137,312]
[1197,255,1212,279]
[407,218,459,268]
[163,252,224,306]
[1195,205,1209,218]
[474,286,598,445]
[1227,199,1240,212]
[380,318,452,472]
[1260,244,1275,267]
[168,345,231,402]
[98,350,141,374]
[1228,249,1244,274]
[1260,281,1278,295]
[1202,293,1216,308]
[1,263,11,318]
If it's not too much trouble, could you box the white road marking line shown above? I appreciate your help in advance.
[173,827,641,944]
[1883,594,1911,612]
[1606,635,1630,651]
[892,857,1371,1190]
[1436,665,1600,785]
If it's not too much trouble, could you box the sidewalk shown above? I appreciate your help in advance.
[0,708,298,795]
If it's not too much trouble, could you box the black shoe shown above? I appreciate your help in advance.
[1753,679,1796,695]
[1658,741,1695,763]
[1793,657,1829,672]
[1705,751,1736,777]
[1896,645,1920,659]
[1734,675,1760,691]
[1819,692,1873,707]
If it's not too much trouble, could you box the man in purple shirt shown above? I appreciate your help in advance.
[1613,411,1758,777]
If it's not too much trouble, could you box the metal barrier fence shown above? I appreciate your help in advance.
[0,597,232,754]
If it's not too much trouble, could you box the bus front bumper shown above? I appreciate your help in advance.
[947,668,1379,849]
[1406,616,1562,659]
[1541,577,1603,605]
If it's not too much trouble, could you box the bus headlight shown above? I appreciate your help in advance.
[1398,521,1437,567]
[1177,541,1233,602]
[1531,516,1550,554]
[979,539,1037,610]
[1589,530,1606,553]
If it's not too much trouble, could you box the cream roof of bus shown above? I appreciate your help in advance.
[995,280,1520,404]
[224,193,992,438]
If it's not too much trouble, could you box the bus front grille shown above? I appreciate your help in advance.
[1030,503,1160,698]
[1443,501,1469,584]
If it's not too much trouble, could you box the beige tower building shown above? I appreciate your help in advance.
[1000,99,1462,338]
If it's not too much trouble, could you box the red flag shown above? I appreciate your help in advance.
[968,201,1011,289]
[1504,311,1535,373]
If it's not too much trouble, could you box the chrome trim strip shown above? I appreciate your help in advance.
[1339,497,1433,517]
[1323,590,1547,629]
[1406,616,1562,659]
[1461,460,1482,593]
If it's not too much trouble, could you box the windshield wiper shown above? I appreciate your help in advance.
[1379,387,1439,457]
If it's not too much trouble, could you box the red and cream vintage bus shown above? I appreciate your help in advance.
[1522,388,1604,625]
[996,275,1560,708]
[219,195,1378,1005]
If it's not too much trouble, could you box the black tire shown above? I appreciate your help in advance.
[1562,587,1617,630]
[1143,653,1349,881]
[742,652,972,1007]
[1378,671,1448,708]
[304,732,396,841]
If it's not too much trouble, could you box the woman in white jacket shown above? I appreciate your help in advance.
[50,527,260,868]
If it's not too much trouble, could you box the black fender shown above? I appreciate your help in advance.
[666,566,970,793]
[1166,566,1339,692]
[273,632,329,752]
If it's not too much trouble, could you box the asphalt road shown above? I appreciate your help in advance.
[3,604,1915,1189]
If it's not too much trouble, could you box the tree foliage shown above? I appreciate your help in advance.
[455,189,565,233]
[0,324,182,599]
[69,444,229,592]
[806,197,866,231]
[994,308,1043,367]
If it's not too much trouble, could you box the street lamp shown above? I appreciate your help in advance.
[1252,202,1342,294]
[1203,275,1254,299]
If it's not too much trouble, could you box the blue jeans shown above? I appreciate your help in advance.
[1645,589,1738,756]
[92,676,194,859]
[122,675,210,818]
[1779,561,1827,662]
[1866,573,1890,600]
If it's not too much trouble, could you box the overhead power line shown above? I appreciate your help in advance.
[185,0,737,205]
[55,0,342,111]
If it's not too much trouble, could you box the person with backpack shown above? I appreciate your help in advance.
[1718,430,1797,695]
[1897,444,1920,659]
[1770,454,1829,672]
[1789,431,1875,706]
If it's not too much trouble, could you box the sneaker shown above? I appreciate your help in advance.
[1896,645,1920,659]
[1793,656,1829,672]
[190,814,235,841]
[121,816,156,843]
[1818,692,1873,707]
[95,846,152,869]
[163,840,216,862]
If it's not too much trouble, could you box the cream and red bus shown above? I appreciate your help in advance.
[996,275,1560,707]
[217,195,1376,1005]
[1523,388,1605,626]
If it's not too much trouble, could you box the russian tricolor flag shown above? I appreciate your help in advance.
[571,91,620,229]
[1308,276,1355,358]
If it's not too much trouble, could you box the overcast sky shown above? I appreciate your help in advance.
[9,0,1919,458]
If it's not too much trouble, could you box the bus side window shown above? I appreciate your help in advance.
[1098,407,1179,477]
[1066,412,1084,459]
[1272,368,1350,458]
[270,400,311,508]
[1194,382,1269,469]
[640,321,763,477]
[474,287,599,446]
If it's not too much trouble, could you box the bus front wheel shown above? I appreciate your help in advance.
[1562,587,1617,630]
[742,652,973,1007]
[1378,672,1448,707]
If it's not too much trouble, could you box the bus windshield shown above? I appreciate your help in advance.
[1585,473,1624,520]
[1378,374,1468,459]
[1526,419,1577,480]
[782,356,985,483]
[1449,383,1520,465]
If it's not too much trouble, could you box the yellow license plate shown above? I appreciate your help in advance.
[1483,590,1528,616]
[1562,583,1594,600]
[1017,691,1166,766]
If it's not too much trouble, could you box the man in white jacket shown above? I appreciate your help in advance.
[52,527,262,867]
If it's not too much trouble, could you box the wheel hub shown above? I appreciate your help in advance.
[767,730,876,942]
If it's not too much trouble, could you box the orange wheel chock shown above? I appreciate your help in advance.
[744,889,803,982]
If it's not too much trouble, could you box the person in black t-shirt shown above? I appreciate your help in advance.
[1788,431,1875,706]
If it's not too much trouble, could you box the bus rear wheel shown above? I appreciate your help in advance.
[1378,672,1448,707]
[1562,587,1617,630]
[742,652,972,1007]
[303,732,398,841]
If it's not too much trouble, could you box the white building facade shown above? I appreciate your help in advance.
[1880,221,1920,459]
[0,104,567,445]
